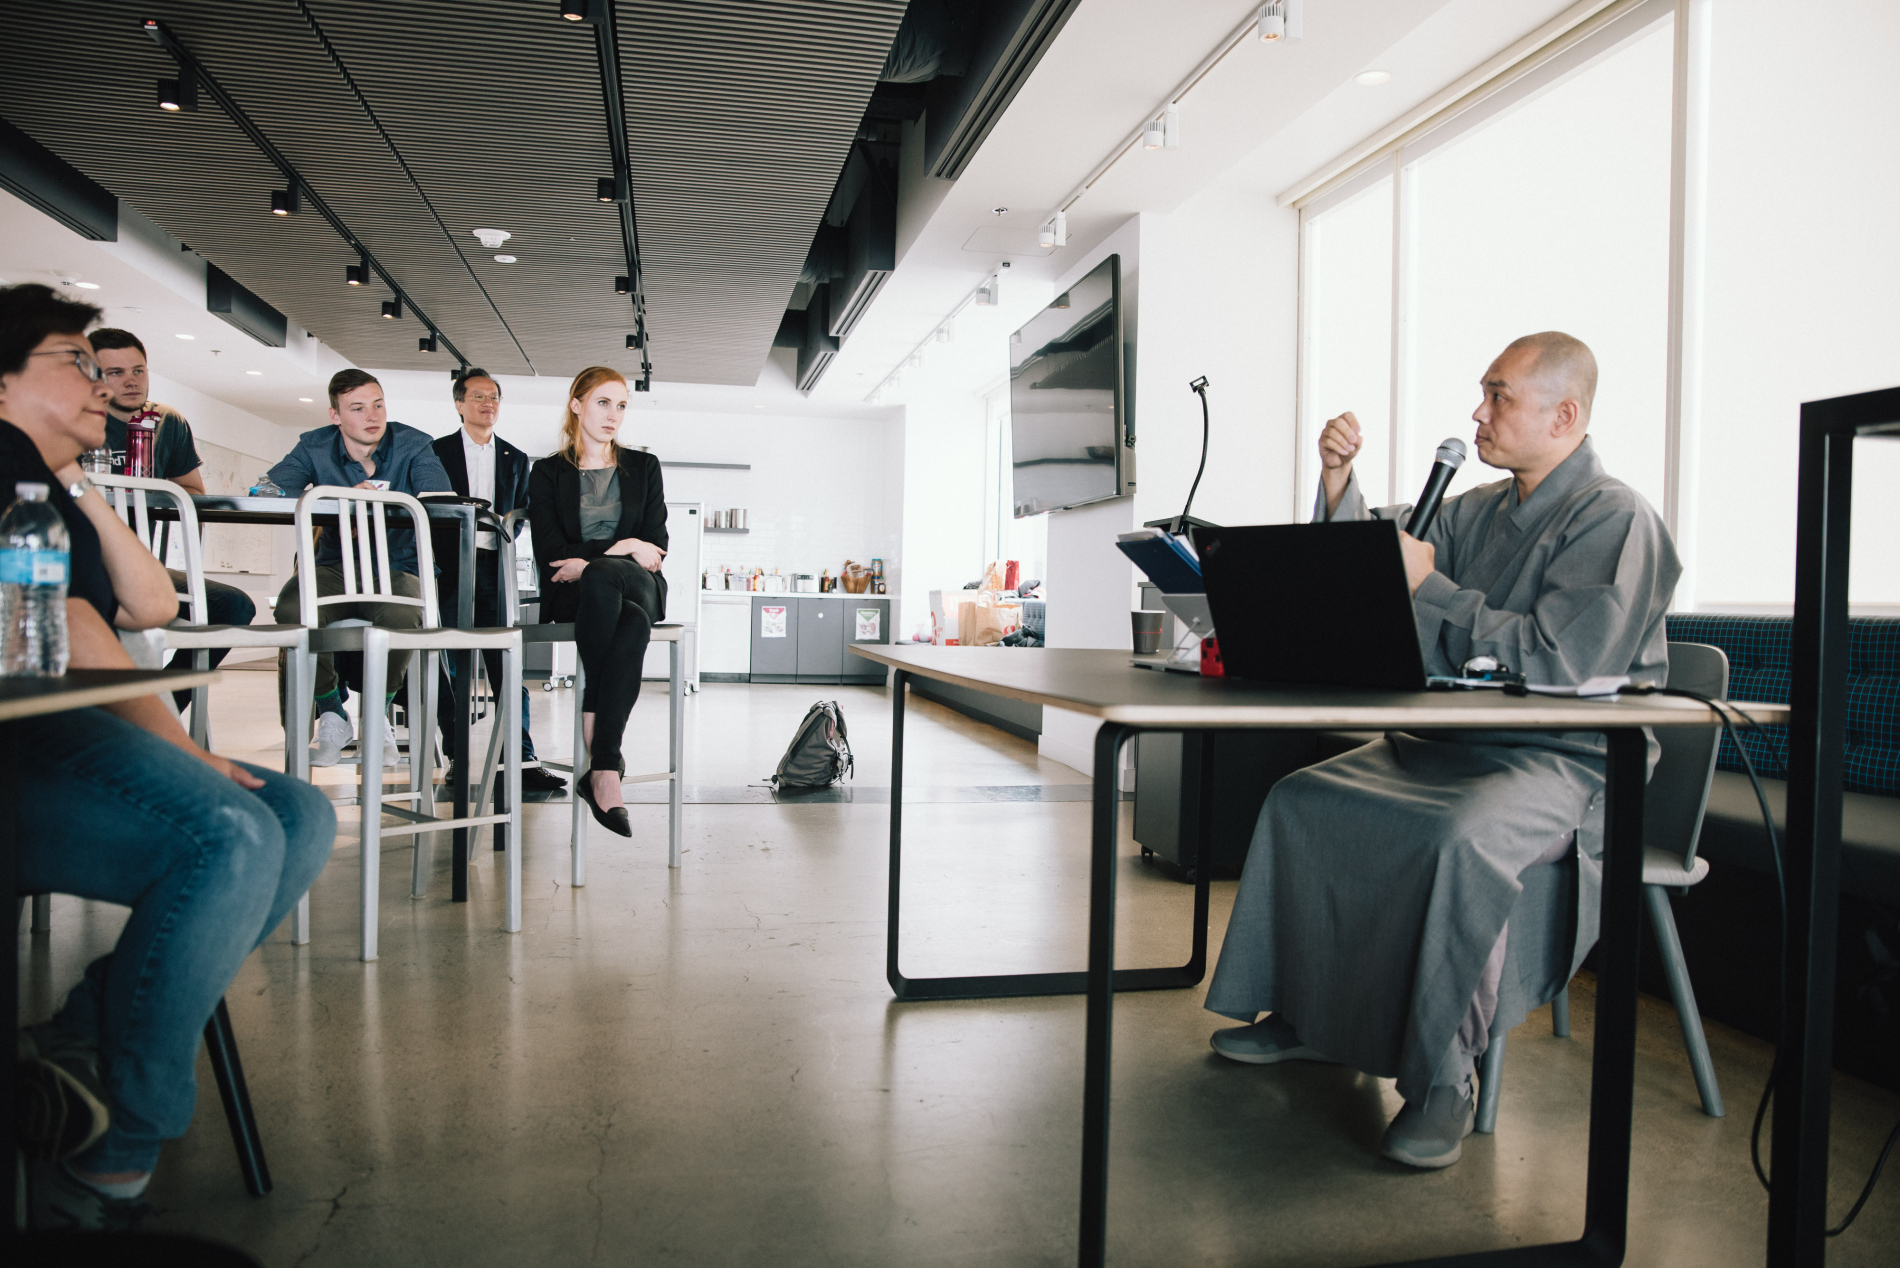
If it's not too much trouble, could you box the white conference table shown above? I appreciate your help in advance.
[851,644,1788,1268]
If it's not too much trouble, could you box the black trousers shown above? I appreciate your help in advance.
[558,557,659,771]
[167,574,257,712]
[437,548,536,760]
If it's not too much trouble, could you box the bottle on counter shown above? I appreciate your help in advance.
[0,482,70,677]
[820,569,832,592]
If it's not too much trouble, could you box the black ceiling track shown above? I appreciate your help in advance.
[288,0,536,375]
[141,16,475,373]
[589,0,653,385]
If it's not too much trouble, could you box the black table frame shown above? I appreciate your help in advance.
[886,667,1653,1268]
[169,496,500,901]
[1773,387,1900,1264]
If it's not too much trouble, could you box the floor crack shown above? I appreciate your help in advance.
[293,1182,350,1267]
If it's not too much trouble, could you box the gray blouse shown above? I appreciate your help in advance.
[579,467,622,542]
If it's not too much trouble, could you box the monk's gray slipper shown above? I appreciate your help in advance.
[1209,1014,1339,1065]
[1380,1080,1476,1169]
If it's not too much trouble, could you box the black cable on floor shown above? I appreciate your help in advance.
[1624,683,1899,1235]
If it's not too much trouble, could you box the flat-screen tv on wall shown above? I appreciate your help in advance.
[1009,254,1126,517]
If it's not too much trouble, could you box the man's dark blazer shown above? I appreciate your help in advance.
[430,428,532,603]
[526,447,668,624]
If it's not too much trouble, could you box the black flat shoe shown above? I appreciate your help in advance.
[577,770,631,837]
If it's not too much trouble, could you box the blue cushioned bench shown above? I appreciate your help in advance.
[1656,615,1900,1093]
[1666,614,1900,907]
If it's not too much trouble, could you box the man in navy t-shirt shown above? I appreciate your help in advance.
[89,328,258,710]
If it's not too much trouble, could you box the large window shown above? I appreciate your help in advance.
[1301,11,1674,515]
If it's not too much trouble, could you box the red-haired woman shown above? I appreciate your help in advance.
[526,365,666,836]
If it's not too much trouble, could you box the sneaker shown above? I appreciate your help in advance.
[309,711,353,767]
[17,1024,110,1161]
[1380,1079,1477,1169]
[382,716,400,768]
[520,765,568,799]
[25,1157,152,1232]
[1210,1014,1340,1066]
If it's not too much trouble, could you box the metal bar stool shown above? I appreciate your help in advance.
[290,487,523,960]
[482,511,690,881]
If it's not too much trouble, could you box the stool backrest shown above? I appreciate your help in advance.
[93,474,206,625]
[1647,641,1730,869]
[294,485,441,628]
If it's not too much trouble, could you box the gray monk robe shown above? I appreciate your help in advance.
[1203,438,1681,1103]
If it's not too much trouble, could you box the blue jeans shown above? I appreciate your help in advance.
[18,708,335,1173]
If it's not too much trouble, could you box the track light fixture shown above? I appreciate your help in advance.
[418,333,438,352]
[597,176,618,203]
[345,253,369,286]
[625,333,643,350]
[974,274,1000,307]
[634,370,651,393]
[936,324,953,344]
[155,70,197,112]
[270,185,301,216]
[1038,210,1068,249]
[1257,0,1301,42]
[614,275,632,295]
[560,0,588,18]
[1144,103,1180,150]
[382,297,402,320]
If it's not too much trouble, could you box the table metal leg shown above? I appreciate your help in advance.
[885,683,1210,1002]
[1073,725,1646,1268]
[668,637,683,868]
[451,647,471,903]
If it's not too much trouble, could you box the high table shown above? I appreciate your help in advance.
[851,644,1789,1268]
[168,495,497,901]
[3,667,220,1224]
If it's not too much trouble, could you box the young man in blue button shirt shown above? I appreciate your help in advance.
[268,368,452,766]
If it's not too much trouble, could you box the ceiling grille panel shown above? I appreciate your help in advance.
[0,0,904,386]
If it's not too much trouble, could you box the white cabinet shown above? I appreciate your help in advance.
[698,594,752,677]
[643,502,702,686]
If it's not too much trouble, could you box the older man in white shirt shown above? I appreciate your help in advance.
[431,370,565,797]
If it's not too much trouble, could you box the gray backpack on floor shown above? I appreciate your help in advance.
[770,701,854,790]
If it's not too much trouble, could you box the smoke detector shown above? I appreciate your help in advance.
[471,229,512,249]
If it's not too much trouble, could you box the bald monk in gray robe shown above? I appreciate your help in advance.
[1203,331,1681,1168]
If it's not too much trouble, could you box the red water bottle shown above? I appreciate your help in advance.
[1004,559,1020,592]
[126,407,160,478]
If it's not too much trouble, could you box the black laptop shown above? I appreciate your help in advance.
[1192,520,1428,690]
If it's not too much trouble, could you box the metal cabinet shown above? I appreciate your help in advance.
[796,598,844,679]
[749,597,799,682]
[747,594,891,684]
[842,597,891,683]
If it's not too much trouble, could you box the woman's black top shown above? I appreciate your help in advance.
[0,419,117,626]
[526,447,668,624]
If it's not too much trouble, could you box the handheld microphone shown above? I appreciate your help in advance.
[1404,438,1468,539]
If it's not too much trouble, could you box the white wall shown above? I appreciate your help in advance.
[898,391,987,640]
[1693,0,1900,610]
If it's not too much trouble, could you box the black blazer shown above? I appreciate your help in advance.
[527,447,668,623]
[432,429,531,518]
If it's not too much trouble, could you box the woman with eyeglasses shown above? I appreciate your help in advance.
[525,364,667,837]
[0,283,335,1231]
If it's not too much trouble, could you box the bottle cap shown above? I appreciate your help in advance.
[15,482,48,501]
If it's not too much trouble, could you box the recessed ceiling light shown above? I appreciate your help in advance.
[73,281,100,290]
[298,397,313,402]
[1356,70,1392,86]
[493,254,517,263]
[245,370,262,375]
[176,333,195,340]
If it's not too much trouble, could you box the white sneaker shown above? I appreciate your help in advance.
[309,712,353,767]
[382,717,400,768]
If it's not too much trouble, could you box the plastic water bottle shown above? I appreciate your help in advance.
[249,474,283,497]
[0,482,71,677]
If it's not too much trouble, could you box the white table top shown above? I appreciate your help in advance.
[850,646,1790,730]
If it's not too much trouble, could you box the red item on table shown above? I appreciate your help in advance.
[126,407,160,478]
[1004,559,1020,592]
[1199,635,1224,677]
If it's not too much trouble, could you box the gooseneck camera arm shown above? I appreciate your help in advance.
[1143,375,1221,539]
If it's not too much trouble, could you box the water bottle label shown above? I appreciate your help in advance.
[0,550,68,586]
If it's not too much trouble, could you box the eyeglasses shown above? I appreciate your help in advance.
[28,349,104,382]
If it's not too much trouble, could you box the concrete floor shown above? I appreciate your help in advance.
[19,672,1900,1266]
